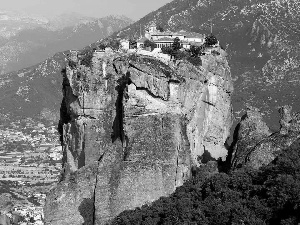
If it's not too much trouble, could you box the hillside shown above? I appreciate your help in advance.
[0,10,49,39]
[0,51,67,122]
[0,14,132,75]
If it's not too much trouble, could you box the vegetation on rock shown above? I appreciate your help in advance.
[161,38,203,66]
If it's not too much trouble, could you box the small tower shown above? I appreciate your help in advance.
[69,50,78,62]
[145,21,157,40]
[148,21,157,34]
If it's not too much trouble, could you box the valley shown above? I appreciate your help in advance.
[0,117,61,224]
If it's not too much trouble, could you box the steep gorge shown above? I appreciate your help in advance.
[44,48,233,225]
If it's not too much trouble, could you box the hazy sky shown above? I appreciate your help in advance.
[0,0,173,20]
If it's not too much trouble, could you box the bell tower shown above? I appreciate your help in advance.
[148,22,157,34]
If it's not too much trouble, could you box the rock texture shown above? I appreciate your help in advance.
[44,49,233,225]
[231,105,300,170]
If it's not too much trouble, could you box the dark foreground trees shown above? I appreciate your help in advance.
[111,139,300,225]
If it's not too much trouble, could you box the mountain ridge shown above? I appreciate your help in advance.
[0,15,132,75]
[1,0,300,130]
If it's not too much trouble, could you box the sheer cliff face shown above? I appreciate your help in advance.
[44,49,233,225]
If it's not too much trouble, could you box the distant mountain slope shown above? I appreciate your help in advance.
[1,0,300,131]
[0,51,67,122]
[110,0,300,130]
[0,15,132,75]
[0,10,49,38]
[47,12,96,30]
[0,15,132,121]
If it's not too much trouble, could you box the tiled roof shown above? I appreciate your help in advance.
[189,41,204,46]
[154,37,174,42]
[150,31,205,39]
[178,31,205,39]
[150,32,184,36]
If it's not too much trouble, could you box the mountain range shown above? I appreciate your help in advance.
[1,0,300,132]
[0,11,132,75]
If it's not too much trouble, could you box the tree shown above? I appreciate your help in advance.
[80,49,93,67]
[101,39,121,50]
[190,45,202,57]
[144,39,156,51]
[161,46,173,55]
[98,43,106,50]
[205,34,218,46]
[156,25,164,32]
[172,37,181,51]
[108,39,121,50]
[29,217,35,223]
[129,39,137,49]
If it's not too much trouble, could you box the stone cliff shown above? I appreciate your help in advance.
[231,106,300,170]
[44,49,233,225]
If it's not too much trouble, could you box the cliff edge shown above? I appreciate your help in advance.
[44,48,233,225]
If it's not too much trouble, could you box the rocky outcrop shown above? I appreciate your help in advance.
[231,107,272,169]
[231,106,300,170]
[44,50,233,225]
